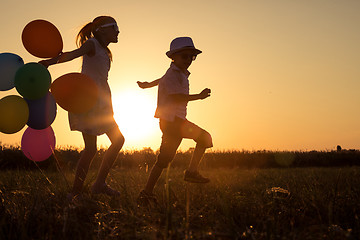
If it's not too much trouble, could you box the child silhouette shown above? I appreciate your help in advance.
[137,37,213,205]
[40,16,124,199]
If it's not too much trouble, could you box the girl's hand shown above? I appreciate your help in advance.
[38,52,62,68]
[38,60,50,68]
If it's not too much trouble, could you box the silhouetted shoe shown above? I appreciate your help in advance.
[184,170,210,183]
[91,183,120,196]
[137,190,158,207]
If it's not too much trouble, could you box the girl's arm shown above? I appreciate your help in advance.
[137,79,160,89]
[169,88,211,102]
[39,41,95,68]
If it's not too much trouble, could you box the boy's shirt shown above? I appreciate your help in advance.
[155,63,190,122]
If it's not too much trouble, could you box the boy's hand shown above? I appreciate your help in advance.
[137,81,150,89]
[199,88,211,99]
[137,79,160,89]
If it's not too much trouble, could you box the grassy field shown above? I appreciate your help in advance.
[1,166,359,239]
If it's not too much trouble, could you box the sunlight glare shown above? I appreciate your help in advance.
[112,89,158,147]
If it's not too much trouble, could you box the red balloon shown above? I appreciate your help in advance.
[22,19,63,58]
[50,73,99,113]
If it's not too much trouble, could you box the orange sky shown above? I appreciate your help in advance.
[1,0,360,151]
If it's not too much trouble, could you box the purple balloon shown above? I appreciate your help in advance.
[26,92,57,129]
[21,126,56,162]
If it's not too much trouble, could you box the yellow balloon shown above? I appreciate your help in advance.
[0,95,29,134]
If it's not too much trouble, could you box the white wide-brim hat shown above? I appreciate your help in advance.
[166,37,202,58]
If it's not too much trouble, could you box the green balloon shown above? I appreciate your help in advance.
[15,62,51,100]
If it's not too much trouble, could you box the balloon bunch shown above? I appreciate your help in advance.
[1,19,99,162]
[0,20,61,162]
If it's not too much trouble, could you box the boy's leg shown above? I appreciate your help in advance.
[143,165,163,194]
[188,144,206,172]
[180,120,213,182]
[144,134,182,194]
[71,133,97,194]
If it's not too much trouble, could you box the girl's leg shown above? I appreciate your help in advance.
[92,126,124,194]
[71,133,97,195]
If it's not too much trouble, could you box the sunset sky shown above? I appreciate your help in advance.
[1,0,360,151]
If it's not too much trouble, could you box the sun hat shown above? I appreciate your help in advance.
[166,37,202,58]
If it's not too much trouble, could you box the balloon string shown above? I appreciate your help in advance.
[56,52,63,64]
[31,156,53,186]
[51,146,71,189]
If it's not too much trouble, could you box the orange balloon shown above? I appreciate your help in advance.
[51,73,99,113]
[22,19,63,58]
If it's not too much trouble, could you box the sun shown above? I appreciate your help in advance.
[112,88,159,148]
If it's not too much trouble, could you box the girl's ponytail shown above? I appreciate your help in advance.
[76,22,93,48]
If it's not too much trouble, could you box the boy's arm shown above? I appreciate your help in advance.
[137,79,160,89]
[169,88,211,102]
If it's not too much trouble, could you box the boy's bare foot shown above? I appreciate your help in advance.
[91,183,120,196]
[184,170,210,183]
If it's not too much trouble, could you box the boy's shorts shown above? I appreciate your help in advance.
[155,117,213,168]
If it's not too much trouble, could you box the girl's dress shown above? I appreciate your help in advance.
[68,38,118,135]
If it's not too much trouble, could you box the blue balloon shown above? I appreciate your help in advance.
[0,53,24,91]
[25,92,57,129]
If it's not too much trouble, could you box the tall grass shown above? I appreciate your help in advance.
[1,144,360,171]
[0,167,359,239]
[1,145,360,238]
